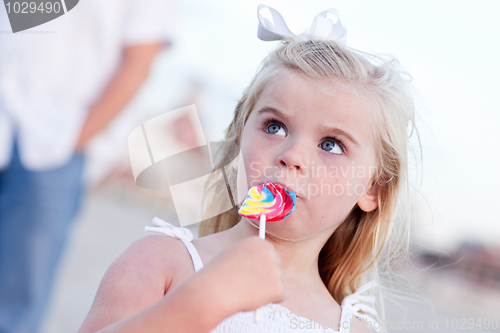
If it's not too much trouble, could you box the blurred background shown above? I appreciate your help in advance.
[1,0,499,332]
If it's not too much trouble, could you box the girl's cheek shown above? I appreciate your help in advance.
[245,155,263,182]
[309,173,366,202]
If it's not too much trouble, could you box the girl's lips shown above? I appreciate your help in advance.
[272,181,302,199]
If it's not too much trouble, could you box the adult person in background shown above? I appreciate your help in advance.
[0,0,176,332]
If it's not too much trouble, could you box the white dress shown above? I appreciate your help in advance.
[146,218,381,333]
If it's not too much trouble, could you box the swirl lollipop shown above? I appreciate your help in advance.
[238,182,296,323]
[239,182,296,221]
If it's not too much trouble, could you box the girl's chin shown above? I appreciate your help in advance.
[243,213,305,233]
[263,215,325,236]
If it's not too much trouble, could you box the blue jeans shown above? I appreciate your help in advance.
[0,135,86,333]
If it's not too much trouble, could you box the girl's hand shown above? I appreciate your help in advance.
[196,236,288,314]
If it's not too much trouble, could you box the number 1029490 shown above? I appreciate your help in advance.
[5,2,62,14]
[444,317,499,330]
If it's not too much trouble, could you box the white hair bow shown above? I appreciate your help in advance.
[257,3,347,46]
[145,217,194,242]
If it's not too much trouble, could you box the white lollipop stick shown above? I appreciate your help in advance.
[258,213,266,240]
[254,214,267,323]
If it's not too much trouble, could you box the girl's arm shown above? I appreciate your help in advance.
[78,235,287,333]
[74,43,165,152]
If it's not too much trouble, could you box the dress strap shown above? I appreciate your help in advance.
[182,240,204,272]
[339,280,381,333]
[145,217,204,272]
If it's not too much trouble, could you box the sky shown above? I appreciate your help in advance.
[137,0,500,250]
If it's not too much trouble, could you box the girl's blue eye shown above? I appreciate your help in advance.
[266,123,286,137]
[320,139,343,155]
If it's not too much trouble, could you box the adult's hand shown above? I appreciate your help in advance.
[75,43,166,152]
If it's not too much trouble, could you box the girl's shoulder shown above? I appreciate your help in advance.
[78,235,190,332]
[127,234,202,293]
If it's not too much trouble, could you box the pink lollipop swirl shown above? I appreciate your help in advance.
[238,182,296,221]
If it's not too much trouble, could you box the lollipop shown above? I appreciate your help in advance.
[238,182,296,323]
[239,182,296,221]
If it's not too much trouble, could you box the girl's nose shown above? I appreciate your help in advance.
[276,141,307,173]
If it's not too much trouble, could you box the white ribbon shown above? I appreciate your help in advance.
[340,280,381,332]
[257,3,347,46]
[145,217,194,242]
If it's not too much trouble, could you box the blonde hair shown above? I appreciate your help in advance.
[200,39,420,332]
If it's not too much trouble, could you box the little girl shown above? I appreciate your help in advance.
[78,5,417,333]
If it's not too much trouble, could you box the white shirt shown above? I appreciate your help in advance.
[0,0,176,171]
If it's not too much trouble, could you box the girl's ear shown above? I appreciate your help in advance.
[357,181,379,212]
